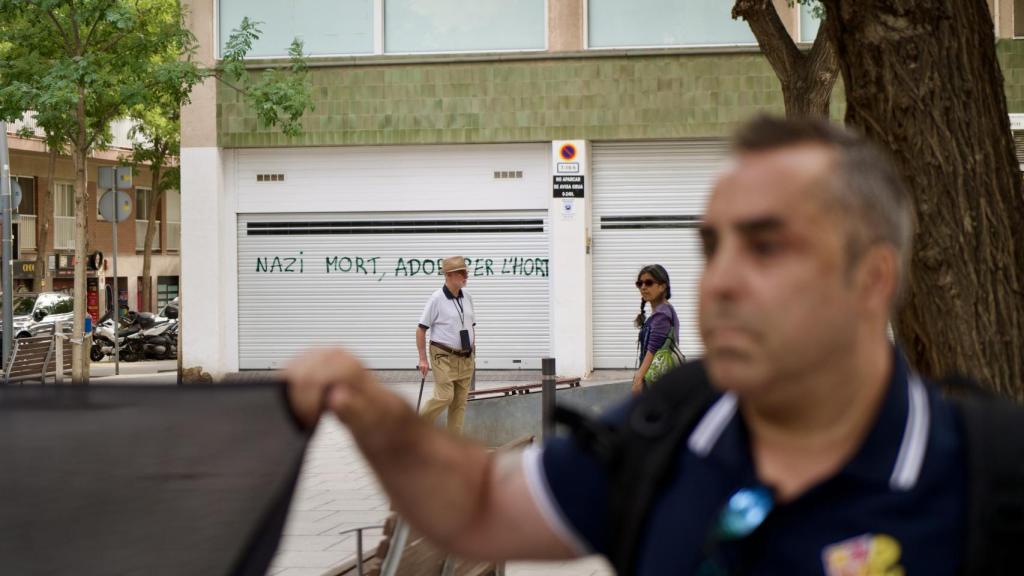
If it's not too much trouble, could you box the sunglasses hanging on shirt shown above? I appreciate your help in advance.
[696,485,775,576]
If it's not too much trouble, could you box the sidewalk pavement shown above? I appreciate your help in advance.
[89,358,179,384]
[268,371,620,576]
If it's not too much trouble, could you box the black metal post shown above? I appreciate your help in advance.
[542,357,556,440]
[355,529,364,576]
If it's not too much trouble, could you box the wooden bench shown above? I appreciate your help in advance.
[329,435,535,576]
[2,334,72,385]
[467,377,581,401]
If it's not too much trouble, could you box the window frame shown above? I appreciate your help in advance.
[382,0,548,56]
[134,187,155,222]
[583,0,759,51]
[53,181,75,219]
[216,0,550,59]
[10,175,36,215]
[1015,0,1024,38]
[797,1,823,45]
[156,276,179,311]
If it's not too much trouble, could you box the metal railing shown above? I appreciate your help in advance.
[166,221,180,252]
[135,219,160,251]
[54,216,74,249]
[336,524,387,576]
[17,215,36,251]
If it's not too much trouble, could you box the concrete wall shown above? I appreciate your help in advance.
[181,0,225,377]
[548,0,583,52]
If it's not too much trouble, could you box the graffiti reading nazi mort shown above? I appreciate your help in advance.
[253,255,549,279]
[255,252,305,274]
[325,256,380,275]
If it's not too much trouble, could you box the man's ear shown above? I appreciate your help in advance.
[856,244,899,313]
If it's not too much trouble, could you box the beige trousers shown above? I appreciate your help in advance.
[420,344,475,434]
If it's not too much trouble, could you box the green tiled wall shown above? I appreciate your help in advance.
[218,51,853,148]
[998,40,1024,113]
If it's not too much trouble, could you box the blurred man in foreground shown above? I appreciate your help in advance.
[287,116,1022,575]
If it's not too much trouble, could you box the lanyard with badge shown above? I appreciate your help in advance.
[452,296,472,351]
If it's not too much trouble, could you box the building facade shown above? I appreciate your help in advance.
[182,0,1024,378]
[6,117,182,318]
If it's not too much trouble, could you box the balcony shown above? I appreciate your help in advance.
[17,215,36,251]
[54,216,74,249]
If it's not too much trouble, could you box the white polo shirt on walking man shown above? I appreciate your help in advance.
[418,285,476,351]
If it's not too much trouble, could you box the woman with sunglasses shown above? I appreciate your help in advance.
[632,264,680,394]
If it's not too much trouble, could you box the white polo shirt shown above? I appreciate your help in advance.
[418,285,476,351]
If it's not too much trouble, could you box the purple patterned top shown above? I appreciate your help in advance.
[643,302,680,355]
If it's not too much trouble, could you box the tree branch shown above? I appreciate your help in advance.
[40,8,74,55]
[806,14,839,86]
[69,0,82,54]
[91,28,134,54]
[214,74,248,95]
[82,0,118,50]
[732,0,803,81]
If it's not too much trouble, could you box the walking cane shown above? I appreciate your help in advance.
[416,375,426,412]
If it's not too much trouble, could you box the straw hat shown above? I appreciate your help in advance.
[442,256,467,274]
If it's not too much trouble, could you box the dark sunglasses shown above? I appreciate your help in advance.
[635,279,660,288]
[696,486,774,576]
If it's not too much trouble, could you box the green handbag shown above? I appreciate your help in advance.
[643,321,686,386]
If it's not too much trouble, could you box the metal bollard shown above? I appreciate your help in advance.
[541,357,556,440]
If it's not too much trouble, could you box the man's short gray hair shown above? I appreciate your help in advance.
[733,115,914,298]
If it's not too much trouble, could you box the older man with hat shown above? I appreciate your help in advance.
[416,256,476,433]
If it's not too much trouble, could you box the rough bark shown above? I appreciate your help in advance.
[141,163,162,313]
[34,146,55,291]
[733,0,840,118]
[823,0,1024,398]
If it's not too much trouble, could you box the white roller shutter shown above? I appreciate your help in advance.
[591,141,730,369]
[237,211,550,370]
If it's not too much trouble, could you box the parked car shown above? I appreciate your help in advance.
[0,292,76,339]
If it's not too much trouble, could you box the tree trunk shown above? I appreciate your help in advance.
[141,163,162,313]
[733,0,839,119]
[780,41,837,118]
[71,92,89,384]
[34,146,55,291]
[823,0,1024,398]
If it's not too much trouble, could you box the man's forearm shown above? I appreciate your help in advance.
[288,347,575,562]
[416,327,428,361]
[348,384,491,545]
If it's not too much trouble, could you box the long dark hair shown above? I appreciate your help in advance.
[634,264,672,328]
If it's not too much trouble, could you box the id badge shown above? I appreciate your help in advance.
[459,329,472,351]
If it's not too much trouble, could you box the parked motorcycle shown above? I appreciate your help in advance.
[90,311,130,362]
[91,308,176,362]
[122,313,178,361]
